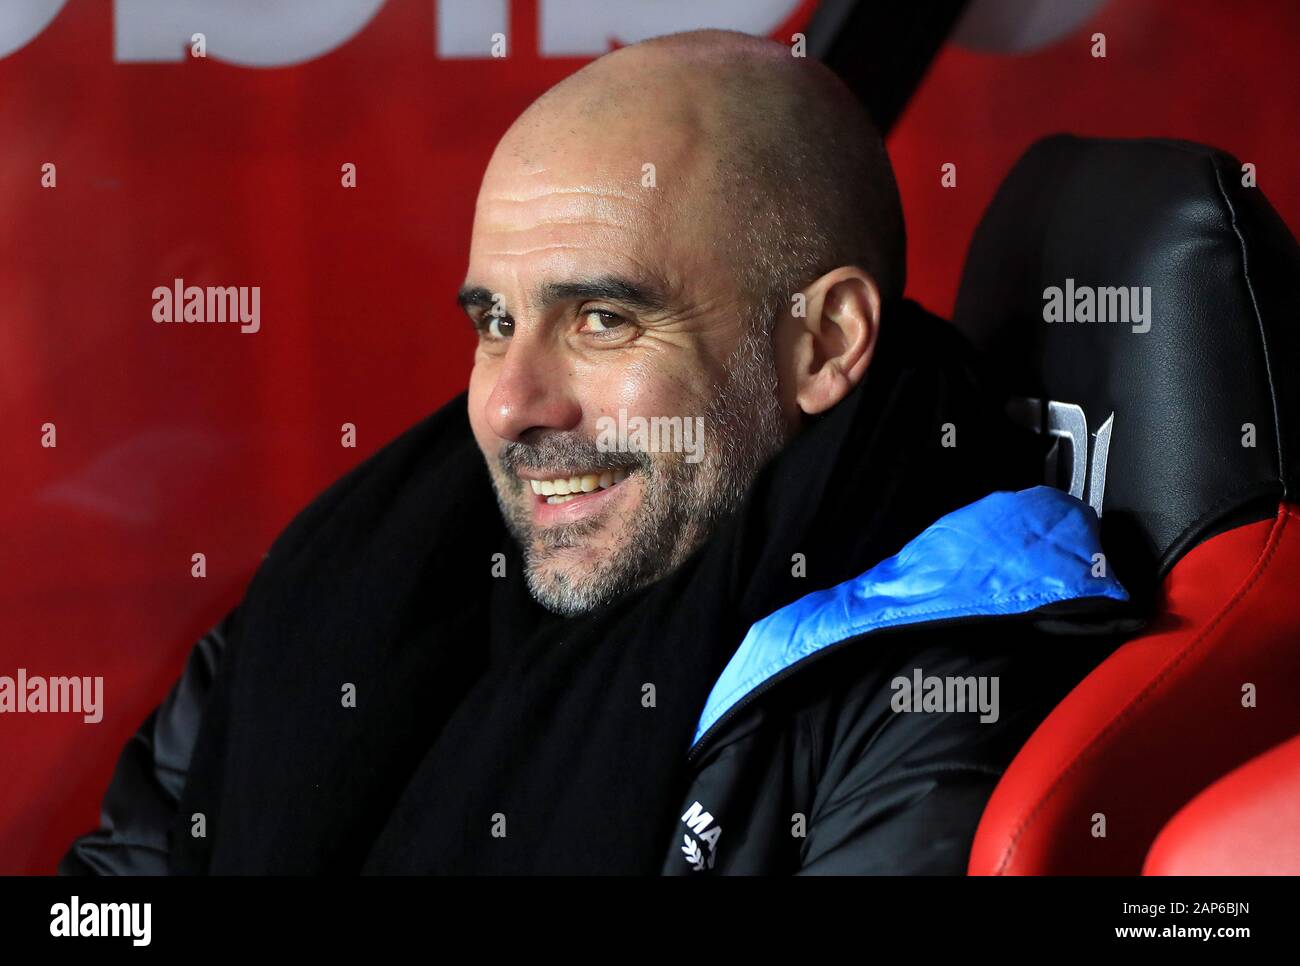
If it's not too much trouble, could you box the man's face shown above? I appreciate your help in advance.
[463,139,789,615]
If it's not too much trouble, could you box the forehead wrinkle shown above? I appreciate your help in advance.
[473,193,670,262]
[479,217,635,234]
[478,243,598,258]
[483,185,658,210]
[476,188,664,233]
[474,219,630,257]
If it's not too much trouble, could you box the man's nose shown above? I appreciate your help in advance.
[483,339,582,442]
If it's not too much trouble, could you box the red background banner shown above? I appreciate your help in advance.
[2,0,1296,873]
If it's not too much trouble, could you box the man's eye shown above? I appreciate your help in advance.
[579,310,626,334]
[480,315,513,339]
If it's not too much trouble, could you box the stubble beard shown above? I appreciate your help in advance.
[488,319,788,616]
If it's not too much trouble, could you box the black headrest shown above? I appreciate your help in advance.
[954,135,1300,594]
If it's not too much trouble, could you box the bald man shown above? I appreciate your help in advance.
[62,31,1128,876]
[465,31,899,617]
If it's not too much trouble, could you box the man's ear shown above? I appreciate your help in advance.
[774,267,883,417]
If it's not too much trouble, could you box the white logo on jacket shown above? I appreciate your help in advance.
[680,801,722,871]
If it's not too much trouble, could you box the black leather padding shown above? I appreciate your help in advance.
[954,135,1300,596]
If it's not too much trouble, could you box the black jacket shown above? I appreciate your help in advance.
[659,486,1128,874]
[59,303,1130,875]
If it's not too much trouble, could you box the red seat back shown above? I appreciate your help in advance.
[956,136,1300,875]
[969,506,1300,874]
[1144,730,1300,875]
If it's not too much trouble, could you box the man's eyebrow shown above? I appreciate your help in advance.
[538,276,670,313]
[456,286,496,311]
[456,276,671,316]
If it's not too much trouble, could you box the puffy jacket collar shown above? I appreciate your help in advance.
[690,486,1129,750]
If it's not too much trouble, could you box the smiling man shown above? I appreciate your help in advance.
[458,29,890,617]
[62,30,1129,876]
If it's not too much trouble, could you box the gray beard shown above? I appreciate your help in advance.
[489,322,788,616]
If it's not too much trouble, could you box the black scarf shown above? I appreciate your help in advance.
[169,301,1040,874]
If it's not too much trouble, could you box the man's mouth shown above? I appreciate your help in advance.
[526,467,631,505]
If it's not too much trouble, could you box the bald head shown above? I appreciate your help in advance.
[494,29,905,319]
[465,30,902,615]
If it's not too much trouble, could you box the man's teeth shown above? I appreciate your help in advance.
[529,468,630,504]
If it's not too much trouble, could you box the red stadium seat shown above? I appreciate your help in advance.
[955,136,1300,874]
[971,508,1300,873]
[1144,731,1300,875]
